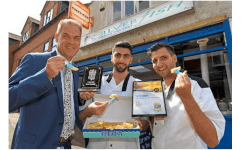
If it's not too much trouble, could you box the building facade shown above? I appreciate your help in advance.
[9,1,232,149]
[74,1,232,148]
[9,33,21,77]
[75,1,232,103]
[10,1,70,75]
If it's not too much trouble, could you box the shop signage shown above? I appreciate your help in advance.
[80,1,193,47]
[68,1,90,29]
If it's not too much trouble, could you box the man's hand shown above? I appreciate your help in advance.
[45,55,66,79]
[79,91,95,100]
[175,71,192,100]
[79,101,108,123]
[135,119,149,132]
[87,101,108,116]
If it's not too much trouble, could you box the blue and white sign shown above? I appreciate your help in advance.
[80,1,194,47]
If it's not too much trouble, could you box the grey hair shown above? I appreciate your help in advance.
[56,19,82,36]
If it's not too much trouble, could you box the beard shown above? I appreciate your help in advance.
[114,63,128,73]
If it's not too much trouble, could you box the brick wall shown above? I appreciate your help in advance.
[9,41,20,77]
[11,12,67,75]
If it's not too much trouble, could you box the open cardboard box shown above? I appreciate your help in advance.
[82,94,140,138]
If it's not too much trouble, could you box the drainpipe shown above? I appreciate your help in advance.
[197,38,210,86]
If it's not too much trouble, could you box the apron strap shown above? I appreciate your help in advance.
[166,80,176,99]
[106,73,113,83]
[161,77,176,100]
[106,73,130,91]
[122,73,130,91]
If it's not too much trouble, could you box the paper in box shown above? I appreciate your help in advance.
[82,94,140,138]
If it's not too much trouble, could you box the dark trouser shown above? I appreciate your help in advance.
[57,140,71,149]
[139,127,152,149]
[84,138,89,148]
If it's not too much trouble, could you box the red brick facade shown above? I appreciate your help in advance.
[9,41,20,77]
[11,1,68,75]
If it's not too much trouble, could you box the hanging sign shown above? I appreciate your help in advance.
[68,1,90,29]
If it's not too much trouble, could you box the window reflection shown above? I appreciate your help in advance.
[139,1,149,12]
[113,1,121,22]
[125,1,134,16]
[178,50,232,104]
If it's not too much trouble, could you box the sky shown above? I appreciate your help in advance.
[8,0,46,35]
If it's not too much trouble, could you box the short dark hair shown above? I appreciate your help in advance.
[147,43,175,57]
[112,41,132,55]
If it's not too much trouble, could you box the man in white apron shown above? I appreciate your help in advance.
[79,41,149,149]
[147,43,225,149]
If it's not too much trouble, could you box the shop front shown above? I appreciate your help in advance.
[74,1,232,148]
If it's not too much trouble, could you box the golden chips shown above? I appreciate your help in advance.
[87,121,134,130]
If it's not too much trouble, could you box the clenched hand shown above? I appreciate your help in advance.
[175,71,192,100]
[45,55,66,79]
[79,91,95,100]
[87,101,108,116]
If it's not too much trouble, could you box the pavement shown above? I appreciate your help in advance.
[9,112,85,149]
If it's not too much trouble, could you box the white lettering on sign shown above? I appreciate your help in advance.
[80,1,193,47]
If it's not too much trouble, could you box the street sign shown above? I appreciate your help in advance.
[68,1,90,29]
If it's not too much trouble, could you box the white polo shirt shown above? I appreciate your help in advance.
[152,76,225,149]
[86,73,141,149]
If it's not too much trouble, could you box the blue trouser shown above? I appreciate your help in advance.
[57,140,71,149]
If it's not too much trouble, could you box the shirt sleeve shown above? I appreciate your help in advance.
[191,79,226,142]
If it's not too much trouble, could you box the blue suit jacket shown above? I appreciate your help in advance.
[9,51,84,149]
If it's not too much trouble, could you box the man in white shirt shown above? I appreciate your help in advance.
[147,43,225,149]
[79,41,150,149]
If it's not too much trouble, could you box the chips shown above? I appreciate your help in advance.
[171,66,181,74]
[109,94,119,99]
[87,121,134,130]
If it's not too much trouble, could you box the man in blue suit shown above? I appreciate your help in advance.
[9,19,108,149]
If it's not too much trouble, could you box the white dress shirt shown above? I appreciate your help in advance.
[56,50,76,137]
[152,77,225,149]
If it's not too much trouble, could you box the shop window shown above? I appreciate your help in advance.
[170,32,232,105]
[22,31,29,43]
[51,37,57,52]
[112,1,150,23]
[139,1,149,12]
[98,60,113,71]
[131,52,151,64]
[125,1,134,17]
[43,41,49,52]
[113,1,121,22]
[43,8,53,27]
[60,1,69,12]
[33,24,39,35]
[129,63,159,80]
[177,50,232,104]
[172,33,226,56]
